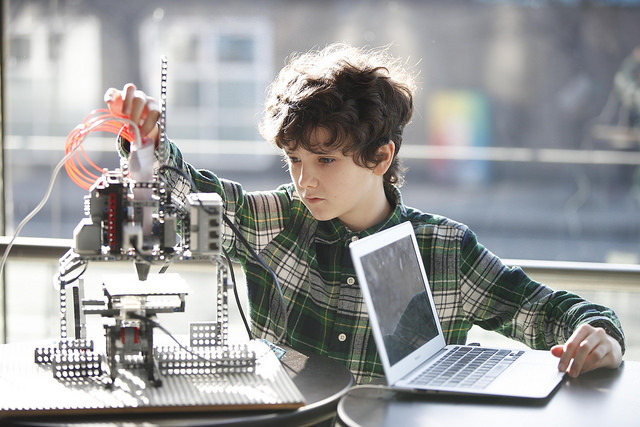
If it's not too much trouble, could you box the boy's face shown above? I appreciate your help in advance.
[284,128,391,231]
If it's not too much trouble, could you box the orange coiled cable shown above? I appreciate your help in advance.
[64,109,137,190]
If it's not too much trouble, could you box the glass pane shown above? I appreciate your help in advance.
[219,125,260,141]
[218,35,254,62]
[218,81,257,108]
[48,32,63,62]
[169,32,199,62]
[8,35,30,65]
[173,80,201,107]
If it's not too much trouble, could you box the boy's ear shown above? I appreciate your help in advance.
[373,141,395,176]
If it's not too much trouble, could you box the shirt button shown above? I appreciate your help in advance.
[351,236,359,242]
[338,333,347,342]
[346,277,355,285]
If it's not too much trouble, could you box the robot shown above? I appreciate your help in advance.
[34,59,256,387]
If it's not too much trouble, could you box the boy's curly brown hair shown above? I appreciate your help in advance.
[259,43,416,186]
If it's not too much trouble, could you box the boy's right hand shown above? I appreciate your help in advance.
[104,83,160,146]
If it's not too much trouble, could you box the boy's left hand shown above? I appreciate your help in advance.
[551,323,623,377]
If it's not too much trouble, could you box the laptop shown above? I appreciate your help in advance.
[349,221,566,398]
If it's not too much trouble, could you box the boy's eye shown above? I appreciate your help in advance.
[287,156,300,164]
[319,157,335,164]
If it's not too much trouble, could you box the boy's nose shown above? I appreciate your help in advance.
[297,165,317,188]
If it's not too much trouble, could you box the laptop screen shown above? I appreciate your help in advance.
[358,233,439,365]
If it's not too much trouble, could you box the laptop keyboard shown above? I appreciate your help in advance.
[409,346,525,390]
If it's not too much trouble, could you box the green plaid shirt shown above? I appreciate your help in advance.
[160,141,625,384]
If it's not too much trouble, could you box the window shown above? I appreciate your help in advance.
[3,0,640,258]
[218,35,255,63]
[2,0,640,348]
[3,1,639,257]
[8,35,30,66]
[139,15,272,143]
[5,7,102,238]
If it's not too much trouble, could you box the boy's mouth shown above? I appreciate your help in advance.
[305,196,324,204]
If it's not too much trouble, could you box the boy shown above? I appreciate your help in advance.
[105,43,624,384]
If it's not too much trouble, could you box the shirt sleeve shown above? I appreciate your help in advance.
[149,138,292,263]
[459,228,626,354]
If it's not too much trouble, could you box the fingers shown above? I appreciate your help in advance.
[550,345,564,358]
[554,324,622,378]
[103,83,160,139]
[104,87,123,115]
[556,324,588,374]
[579,339,611,374]
[130,90,160,136]
[103,84,135,116]
[565,328,603,377]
